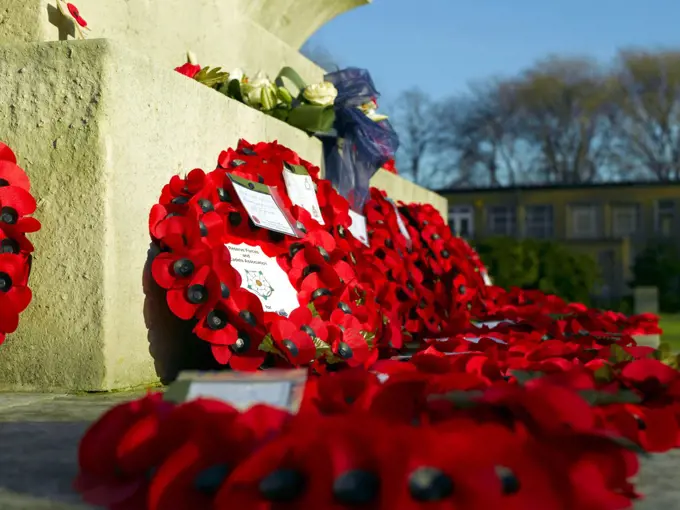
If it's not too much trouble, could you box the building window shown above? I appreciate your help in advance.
[612,204,640,237]
[569,204,598,239]
[656,200,675,236]
[525,205,553,238]
[487,206,516,236]
[448,205,474,238]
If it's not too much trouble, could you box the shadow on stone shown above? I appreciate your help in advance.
[0,421,88,506]
[46,4,75,41]
[143,244,230,384]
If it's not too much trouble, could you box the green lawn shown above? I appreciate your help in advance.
[660,314,680,351]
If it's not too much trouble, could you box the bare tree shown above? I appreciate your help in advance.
[510,56,615,184]
[391,88,437,185]
[609,50,680,182]
[434,80,529,187]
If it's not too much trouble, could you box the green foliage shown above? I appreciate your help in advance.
[631,240,680,312]
[475,237,600,304]
[193,67,230,88]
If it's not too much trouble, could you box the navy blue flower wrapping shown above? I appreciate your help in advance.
[321,68,400,212]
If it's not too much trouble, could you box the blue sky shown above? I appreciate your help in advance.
[304,0,680,103]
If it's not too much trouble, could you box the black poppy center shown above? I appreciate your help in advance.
[300,324,315,338]
[458,285,466,295]
[239,310,257,327]
[172,258,194,278]
[198,199,214,213]
[240,147,257,156]
[217,187,231,202]
[0,238,20,254]
[289,243,304,258]
[440,249,450,259]
[311,288,331,301]
[408,467,453,502]
[0,207,18,225]
[186,284,208,304]
[317,246,330,262]
[230,332,250,353]
[302,265,320,278]
[333,470,380,505]
[431,233,441,241]
[337,302,352,314]
[220,282,230,299]
[634,415,647,430]
[337,225,347,238]
[228,212,242,227]
[198,221,208,237]
[496,466,520,495]
[171,196,188,205]
[206,310,228,331]
[337,341,353,359]
[282,339,299,357]
[259,469,306,502]
[295,221,307,234]
[0,272,13,293]
[0,178,9,187]
[193,464,230,495]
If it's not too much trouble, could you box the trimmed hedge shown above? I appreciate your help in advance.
[474,237,601,305]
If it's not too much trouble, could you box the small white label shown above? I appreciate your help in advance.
[226,243,300,316]
[482,271,493,286]
[387,198,411,246]
[230,177,296,236]
[282,169,325,225]
[348,209,369,247]
[185,381,293,410]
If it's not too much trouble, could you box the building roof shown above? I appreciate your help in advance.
[434,180,680,195]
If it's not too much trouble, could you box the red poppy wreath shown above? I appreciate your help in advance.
[0,142,41,346]
[149,139,397,371]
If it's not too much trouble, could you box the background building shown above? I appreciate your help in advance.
[436,181,680,300]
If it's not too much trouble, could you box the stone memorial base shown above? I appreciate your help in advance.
[0,39,447,392]
[0,39,323,392]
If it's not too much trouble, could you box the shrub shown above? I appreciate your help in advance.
[474,237,601,304]
[631,239,680,313]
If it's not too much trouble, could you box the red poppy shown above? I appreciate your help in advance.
[74,393,173,510]
[175,63,202,79]
[270,318,316,366]
[0,186,40,236]
[66,3,88,27]
[0,160,30,191]
[0,253,31,338]
[0,142,17,164]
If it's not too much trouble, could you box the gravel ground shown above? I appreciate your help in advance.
[0,392,678,509]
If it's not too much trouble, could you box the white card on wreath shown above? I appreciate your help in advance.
[282,164,325,225]
[387,198,412,247]
[348,209,370,247]
[226,243,300,317]
[229,175,297,237]
[165,369,308,412]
